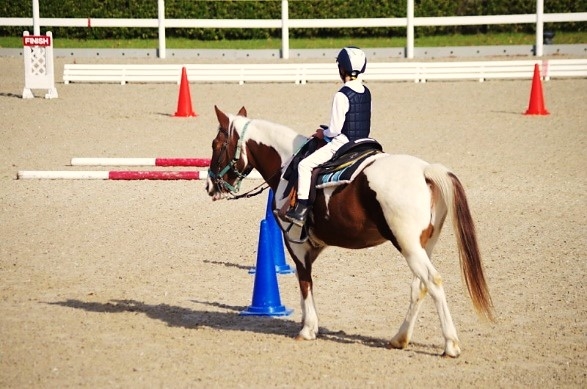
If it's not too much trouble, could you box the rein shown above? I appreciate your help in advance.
[228,136,313,200]
[227,181,269,200]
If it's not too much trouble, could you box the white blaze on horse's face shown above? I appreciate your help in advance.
[206,127,228,200]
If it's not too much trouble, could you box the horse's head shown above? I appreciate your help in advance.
[206,105,255,200]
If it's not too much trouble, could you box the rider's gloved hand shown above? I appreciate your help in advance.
[313,125,329,139]
[313,128,325,139]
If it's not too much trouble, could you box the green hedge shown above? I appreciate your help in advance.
[1,0,585,39]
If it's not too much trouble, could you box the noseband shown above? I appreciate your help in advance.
[208,120,252,195]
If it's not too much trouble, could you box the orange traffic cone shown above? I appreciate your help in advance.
[174,67,197,117]
[525,64,549,115]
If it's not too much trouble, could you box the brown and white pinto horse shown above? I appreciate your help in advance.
[206,106,494,357]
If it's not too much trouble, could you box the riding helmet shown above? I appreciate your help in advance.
[336,46,367,77]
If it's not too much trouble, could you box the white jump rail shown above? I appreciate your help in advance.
[63,59,587,85]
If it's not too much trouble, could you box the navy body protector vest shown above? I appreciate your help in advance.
[340,85,371,141]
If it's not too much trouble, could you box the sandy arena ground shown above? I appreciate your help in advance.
[0,56,586,388]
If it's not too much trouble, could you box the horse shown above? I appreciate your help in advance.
[205,105,494,357]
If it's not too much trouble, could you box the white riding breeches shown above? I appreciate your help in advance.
[296,134,349,201]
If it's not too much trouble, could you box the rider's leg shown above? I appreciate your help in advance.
[285,141,339,225]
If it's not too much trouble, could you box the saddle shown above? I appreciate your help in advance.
[280,137,384,213]
[314,138,384,189]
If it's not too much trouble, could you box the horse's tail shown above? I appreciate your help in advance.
[424,164,495,322]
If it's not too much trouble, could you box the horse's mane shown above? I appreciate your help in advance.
[231,115,308,159]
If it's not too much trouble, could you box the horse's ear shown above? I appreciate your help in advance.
[237,106,247,117]
[214,105,229,131]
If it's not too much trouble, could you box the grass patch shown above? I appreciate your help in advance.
[0,32,585,49]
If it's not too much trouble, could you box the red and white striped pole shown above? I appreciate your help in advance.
[17,170,262,180]
[70,157,211,167]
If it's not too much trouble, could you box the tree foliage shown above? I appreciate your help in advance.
[0,0,584,38]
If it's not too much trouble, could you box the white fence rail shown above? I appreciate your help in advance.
[62,59,587,85]
[1,0,586,59]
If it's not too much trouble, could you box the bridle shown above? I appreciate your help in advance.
[207,120,254,195]
[208,120,275,200]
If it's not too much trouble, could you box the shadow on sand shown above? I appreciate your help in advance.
[46,297,442,355]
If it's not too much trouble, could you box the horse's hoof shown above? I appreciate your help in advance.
[296,327,317,341]
[387,342,408,350]
[442,341,461,358]
[441,352,459,358]
[294,335,306,341]
[388,335,408,350]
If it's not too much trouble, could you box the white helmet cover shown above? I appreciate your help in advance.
[336,46,367,77]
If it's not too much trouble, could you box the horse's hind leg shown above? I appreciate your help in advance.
[390,229,444,351]
[393,248,461,357]
[388,276,427,350]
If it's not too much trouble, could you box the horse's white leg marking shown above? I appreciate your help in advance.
[389,276,427,349]
[402,248,461,357]
[297,292,318,340]
[289,243,319,340]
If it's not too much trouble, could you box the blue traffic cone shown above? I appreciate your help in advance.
[266,190,295,274]
[241,220,293,317]
[249,189,295,275]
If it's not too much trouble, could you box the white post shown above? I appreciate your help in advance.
[32,0,40,35]
[406,0,414,59]
[281,0,290,59]
[158,0,166,59]
[535,0,544,57]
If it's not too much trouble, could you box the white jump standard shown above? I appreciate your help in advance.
[22,31,58,99]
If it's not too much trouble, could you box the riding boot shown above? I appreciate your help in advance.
[284,202,309,226]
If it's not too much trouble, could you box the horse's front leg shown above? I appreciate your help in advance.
[286,243,323,341]
[296,266,318,340]
[296,276,319,340]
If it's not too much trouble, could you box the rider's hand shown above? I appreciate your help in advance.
[313,128,324,139]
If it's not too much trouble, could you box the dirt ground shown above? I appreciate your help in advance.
[0,56,585,388]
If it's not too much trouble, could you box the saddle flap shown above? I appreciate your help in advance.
[282,137,326,182]
[280,137,325,204]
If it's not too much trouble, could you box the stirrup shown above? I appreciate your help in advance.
[273,210,309,244]
[284,203,308,226]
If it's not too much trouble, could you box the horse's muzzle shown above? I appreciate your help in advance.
[205,177,227,201]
